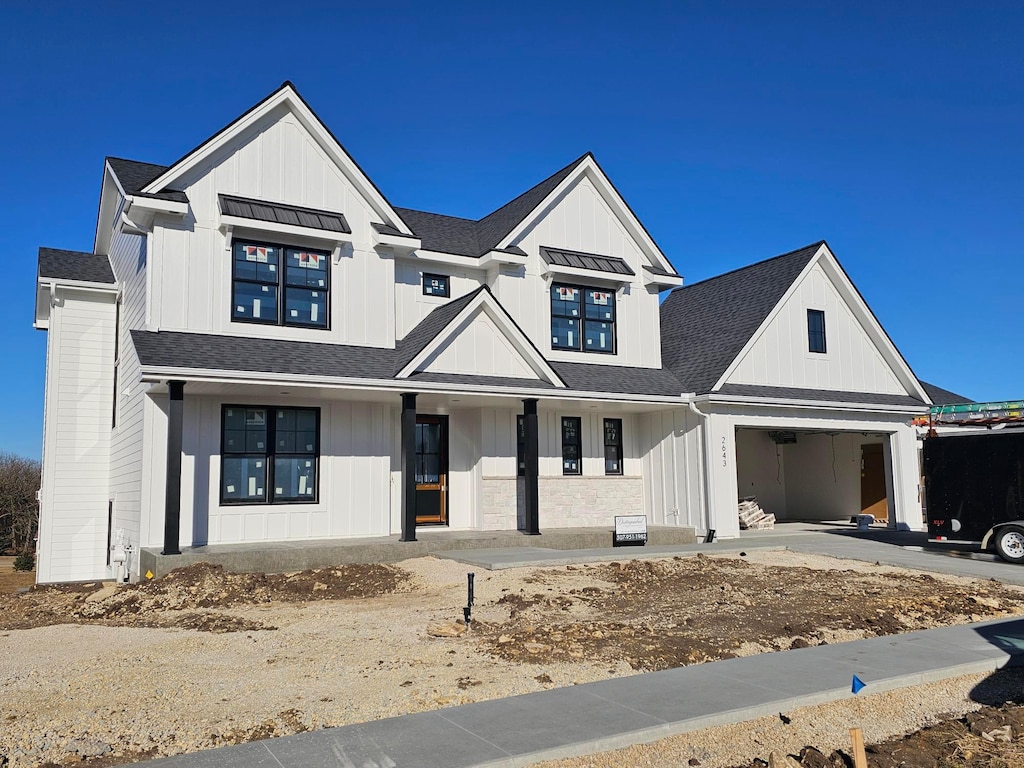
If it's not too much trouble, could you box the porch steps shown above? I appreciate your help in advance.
[139,526,698,580]
[738,498,776,530]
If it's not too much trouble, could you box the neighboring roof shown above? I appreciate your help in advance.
[551,361,683,397]
[541,246,635,276]
[38,247,115,284]
[713,384,926,408]
[921,381,973,405]
[106,157,189,203]
[660,242,824,394]
[132,330,398,380]
[220,194,351,234]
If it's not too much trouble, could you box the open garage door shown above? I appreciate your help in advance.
[735,428,893,525]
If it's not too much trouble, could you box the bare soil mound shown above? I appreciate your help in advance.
[0,561,411,633]
[480,554,1024,671]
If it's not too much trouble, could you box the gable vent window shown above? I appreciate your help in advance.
[550,283,616,354]
[232,240,330,329]
[807,309,826,354]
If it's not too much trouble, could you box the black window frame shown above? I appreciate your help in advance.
[231,238,331,330]
[561,416,582,476]
[422,273,450,297]
[807,308,827,354]
[220,405,321,505]
[603,418,623,476]
[550,282,616,355]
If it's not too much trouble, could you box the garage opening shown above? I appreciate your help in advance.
[735,428,894,525]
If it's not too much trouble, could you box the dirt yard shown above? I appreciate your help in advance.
[0,557,35,594]
[1,550,1023,768]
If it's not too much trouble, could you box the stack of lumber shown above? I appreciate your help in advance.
[738,497,775,530]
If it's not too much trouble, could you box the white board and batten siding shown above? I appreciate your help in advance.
[139,396,394,549]
[494,174,663,369]
[725,262,910,395]
[393,260,484,340]
[37,289,116,583]
[151,106,396,348]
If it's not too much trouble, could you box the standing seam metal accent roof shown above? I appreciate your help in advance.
[219,194,351,234]
[38,247,115,284]
[541,247,635,276]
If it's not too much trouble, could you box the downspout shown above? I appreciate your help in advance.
[687,397,715,539]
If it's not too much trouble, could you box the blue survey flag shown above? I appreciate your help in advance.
[851,675,866,694]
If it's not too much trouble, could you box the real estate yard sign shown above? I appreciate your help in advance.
[614,515,647,547]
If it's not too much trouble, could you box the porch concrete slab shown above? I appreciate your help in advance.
[135,616,1024,768]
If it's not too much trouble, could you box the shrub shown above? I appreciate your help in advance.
[13,551,35,571]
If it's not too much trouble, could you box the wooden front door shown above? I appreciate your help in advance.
[861,443,888,518]
[415,415,448,525]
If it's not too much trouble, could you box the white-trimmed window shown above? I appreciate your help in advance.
[232,240,330,329]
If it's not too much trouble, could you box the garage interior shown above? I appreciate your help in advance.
[735,428,893,524]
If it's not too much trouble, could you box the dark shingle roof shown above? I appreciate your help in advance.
[921,381,973,405]
[393,288,484,372]
[660,242,824,394]
[714,384,925,408]
[393,208,483,257]
[541,246,635,276]
[38,247,115,284]
[550,361,682,396]
[106,157,189,203]
[392,154,590,258]
[220,195,350,234]
[132,330,398,380]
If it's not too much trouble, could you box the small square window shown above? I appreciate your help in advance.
[423,273,450,297]
[807,309,826,354]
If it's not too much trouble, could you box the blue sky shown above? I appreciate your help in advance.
[2,2,1021,458]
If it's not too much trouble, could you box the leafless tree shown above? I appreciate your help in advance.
[0,452,40,554]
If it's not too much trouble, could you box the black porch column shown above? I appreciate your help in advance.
[523,398,540,535]
[400,392,418,542]
[162,380,185,555]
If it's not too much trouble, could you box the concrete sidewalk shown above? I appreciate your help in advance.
[140,616,1024,768]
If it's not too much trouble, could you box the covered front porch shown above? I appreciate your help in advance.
[141,377,687,577]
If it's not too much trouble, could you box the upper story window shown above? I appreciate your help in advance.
[232,240,330,329]
[807,309,826,353]
[550,283,616,354]
[423,273,450,297]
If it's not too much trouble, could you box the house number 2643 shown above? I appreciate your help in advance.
[721,436,728,467]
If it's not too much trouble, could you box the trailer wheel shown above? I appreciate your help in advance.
[994,526,1024,564]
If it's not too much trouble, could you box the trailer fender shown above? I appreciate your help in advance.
[982,521,1024,551]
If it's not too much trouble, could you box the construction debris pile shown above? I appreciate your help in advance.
[738,497,775,530]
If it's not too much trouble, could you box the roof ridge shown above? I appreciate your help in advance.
[669,240,825,295]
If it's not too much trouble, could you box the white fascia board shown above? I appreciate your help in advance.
[140,86,413,236]
[220,213,353,247]
[816,250,931,403]
[541,262,633,286]
[497,156,675,274]
[695,392,922,415]
[643,272,683,289]
[373,231,422,251]
[711,243,828,391]
[126,195,189,217]
[480,250,528,267]
[408,250,488,270]
[396,290,567,387]
[138,365,682,405]
[37,277,118,294]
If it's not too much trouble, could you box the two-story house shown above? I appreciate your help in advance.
[34,82,948,583]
